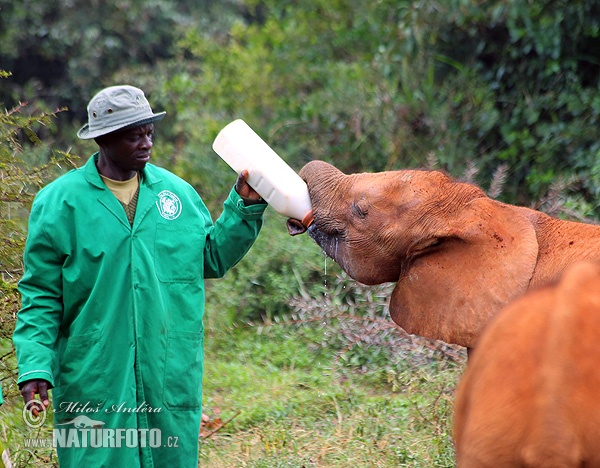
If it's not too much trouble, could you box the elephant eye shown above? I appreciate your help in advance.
[351,200,369,218]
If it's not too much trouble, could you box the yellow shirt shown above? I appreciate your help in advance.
[100,173,139,205]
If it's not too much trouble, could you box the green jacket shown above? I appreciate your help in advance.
[13,154,266,467]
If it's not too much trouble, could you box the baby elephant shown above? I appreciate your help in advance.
[453,261,600,467]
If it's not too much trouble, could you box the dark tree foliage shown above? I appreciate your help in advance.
[0,0,207,121]
[436,0,600,206]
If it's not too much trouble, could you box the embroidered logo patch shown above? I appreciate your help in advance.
[156,190,182,220]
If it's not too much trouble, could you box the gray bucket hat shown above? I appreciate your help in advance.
[77,85,166,139]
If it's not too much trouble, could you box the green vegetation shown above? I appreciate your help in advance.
[1,1,599,466]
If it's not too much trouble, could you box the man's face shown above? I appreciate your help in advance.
[96,124,154,178]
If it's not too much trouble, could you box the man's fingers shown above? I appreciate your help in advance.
[21,382,36,403]
[236,171,249,190]
[38,381,50,407]
[235,170,260,199]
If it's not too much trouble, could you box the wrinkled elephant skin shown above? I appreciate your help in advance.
[287,160,600,348]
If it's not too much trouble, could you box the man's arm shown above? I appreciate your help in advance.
[13,198,64,408]
[203,171,267,279]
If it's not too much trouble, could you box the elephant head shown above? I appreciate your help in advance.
[287,160,600,348]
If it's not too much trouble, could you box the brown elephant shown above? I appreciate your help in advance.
[453,261,600,467]
[287,160,600,349]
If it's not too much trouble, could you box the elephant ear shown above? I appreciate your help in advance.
[390,198,539,348]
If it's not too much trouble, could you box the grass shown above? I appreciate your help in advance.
[199,323,465,468]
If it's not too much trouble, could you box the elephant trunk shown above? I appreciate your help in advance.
[287,161,345,236]
[298,160,345,192]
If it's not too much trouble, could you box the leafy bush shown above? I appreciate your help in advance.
[0,85,76,342]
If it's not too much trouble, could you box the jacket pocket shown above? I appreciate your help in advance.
[52,330,108,419]
[154,224,204,283]
[162,331,204,410]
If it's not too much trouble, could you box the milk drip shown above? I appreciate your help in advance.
[212,119,313,227]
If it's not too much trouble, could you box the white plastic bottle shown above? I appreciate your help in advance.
[212,119,313,227]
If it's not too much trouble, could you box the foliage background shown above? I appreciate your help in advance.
[2,0,599,214]
[1,0,599,466]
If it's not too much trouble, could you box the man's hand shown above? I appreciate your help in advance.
[21,379,51,416]
[235,170,262,201]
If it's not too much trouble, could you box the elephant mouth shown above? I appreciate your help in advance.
[308,225,345,264]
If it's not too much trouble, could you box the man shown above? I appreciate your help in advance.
[13,85,267,466]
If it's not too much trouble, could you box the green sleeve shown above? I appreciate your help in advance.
[203,187,267,279]
[13,199,63,387]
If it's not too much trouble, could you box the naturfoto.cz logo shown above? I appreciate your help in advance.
[22,400,179,449]
[25,427,168,449]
